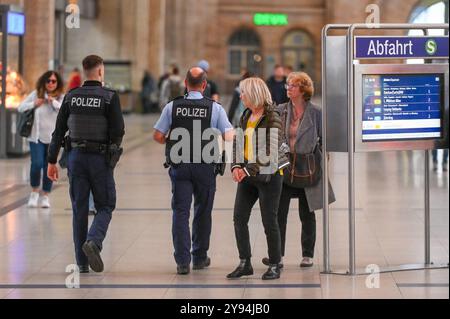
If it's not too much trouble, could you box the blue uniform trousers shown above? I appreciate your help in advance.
[67,149,116,266]
[169,163,216,266]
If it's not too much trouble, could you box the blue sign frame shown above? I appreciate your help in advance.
[355,36,449,59]
[7,11,26,36]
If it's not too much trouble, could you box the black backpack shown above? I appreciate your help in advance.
[17,109,35,138]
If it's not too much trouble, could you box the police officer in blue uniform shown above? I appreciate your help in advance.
[47,55,125,273]
[154,67,233,275]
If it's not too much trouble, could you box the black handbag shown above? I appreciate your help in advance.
[17,109,35,138]
[283,143,322,188]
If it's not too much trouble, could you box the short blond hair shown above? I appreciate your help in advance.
[287,72,314,101]
[239,77,273,110]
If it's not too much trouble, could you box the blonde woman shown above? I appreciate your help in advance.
[227,77,289,280]
[18,71,64,208]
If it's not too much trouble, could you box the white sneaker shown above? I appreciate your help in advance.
[41,196,51,209]
[28,192,39,208]
[300,257,314,268]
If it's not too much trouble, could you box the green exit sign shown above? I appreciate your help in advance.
[254,13,288,26]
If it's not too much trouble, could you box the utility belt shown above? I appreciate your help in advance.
[71,141,108,154]
[163,149,226,177]
[64,137,123,169]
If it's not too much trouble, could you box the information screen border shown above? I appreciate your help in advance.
[361,73,445,143]
[354,64,449,153]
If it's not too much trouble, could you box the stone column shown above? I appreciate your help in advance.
[149,0,165,78]
[23,0,55,88]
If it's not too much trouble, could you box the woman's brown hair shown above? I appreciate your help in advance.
[36,71,64,99]
[287,72,314,102]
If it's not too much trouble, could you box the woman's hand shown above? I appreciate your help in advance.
[35,98,45,108]
[232,168,247,183]
[232,168,240,182]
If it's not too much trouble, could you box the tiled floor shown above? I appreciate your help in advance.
[0,114,448,299]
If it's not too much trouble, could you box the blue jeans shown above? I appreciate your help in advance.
[29,141,53,193]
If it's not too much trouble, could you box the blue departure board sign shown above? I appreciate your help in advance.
[7,12,26,36]
[362,74,444,141]
[355,37,449,59]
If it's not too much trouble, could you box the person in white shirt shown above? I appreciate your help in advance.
[18,71,65,208]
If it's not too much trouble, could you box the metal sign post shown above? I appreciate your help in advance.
[322,23,449,275]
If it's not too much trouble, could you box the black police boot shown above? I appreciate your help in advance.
[78,265,90,274]
[177,264,190,275]
[82,240,104,273]
[226,259,254,279]
[193,257,211,270]
[262,257,284,269]
[262,264,281,280]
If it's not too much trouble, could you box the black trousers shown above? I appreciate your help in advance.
[278,184,316,258]
[232,174,283,265]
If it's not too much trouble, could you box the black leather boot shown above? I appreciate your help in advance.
[262,264,281,280]
[226,259,254,279]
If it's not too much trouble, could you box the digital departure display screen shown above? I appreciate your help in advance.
[362,74,444,141]
[7,12,26,36]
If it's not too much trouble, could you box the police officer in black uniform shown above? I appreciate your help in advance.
[47,55,125,273]
[154,67,233,275]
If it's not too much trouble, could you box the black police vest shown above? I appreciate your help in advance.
[168,96,216,164]
[66,85,113,143]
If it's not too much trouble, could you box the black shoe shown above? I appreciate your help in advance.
[193,257,211,270]
[226,260,254,279]
[82,241,104,273]
[177,264,190,275]
[262,257,284,269]
[89,210,97,216]
[78,265,89,273]
[262,265,281,280]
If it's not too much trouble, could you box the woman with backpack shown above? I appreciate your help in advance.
[18,71,65,208]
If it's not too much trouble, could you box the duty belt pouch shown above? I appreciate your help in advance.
[283,144,322,189]
[214,151,227,176]
[107,145,123,169]
[63,136,72,152]
[164,141,173,167]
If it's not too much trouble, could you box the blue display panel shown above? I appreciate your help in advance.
[362,74,444,141]
[7,12,26,36]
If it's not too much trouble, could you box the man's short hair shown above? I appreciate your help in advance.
[82,55,104,72]
[186,69,207,88]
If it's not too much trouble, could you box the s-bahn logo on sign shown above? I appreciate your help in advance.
[425,39,437,55]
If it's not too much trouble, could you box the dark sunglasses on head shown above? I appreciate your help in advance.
[47,79,57,84]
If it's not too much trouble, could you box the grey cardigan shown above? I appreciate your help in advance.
[277,101,336,212]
